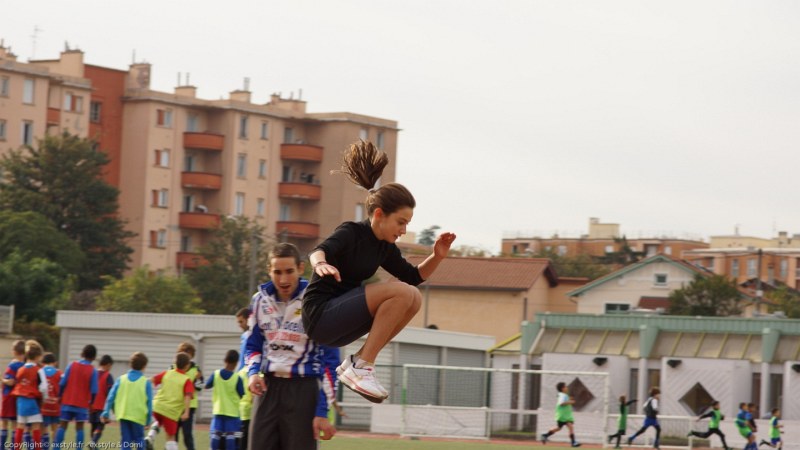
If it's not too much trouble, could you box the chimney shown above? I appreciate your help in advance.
[58,49,85,77]
[175,86,197,98]
[126,63,152,90]
[229,90,251,103]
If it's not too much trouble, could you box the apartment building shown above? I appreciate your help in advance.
[683,247,800,290]
[502,217,708,258]
[0,44,399,273]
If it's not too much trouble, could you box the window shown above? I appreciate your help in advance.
[605,303,630,314]
[283,127,293,143]
[180,235,191,252]
[359,128,368,141]
[279,204,290,221]
[747,258,757,277]
[567,378,595,411]
[150,230,167,248]
[654,274,668,286]
[377,131,384,148]
[183,195,194,213]
[237,154,247,178]
[152,189,169,207]
[0,76,9,97]
[154,149,170,167]
[605,245,614,253]
[89,101,102,123]
[0,120,6,140]
[282,165,292,182]
[235,193,245,216]
[557,245,567,256]
[186,114,199,132]
[184,155,195,172]
[239,115,248,139]
[664,245,672,255]
[258,159,267,178]
[260,121,269,139]
[156,109,173,127]
[780,259,788,279]
[21,121,33,146]
[256,198,265,216]
[732,259,740,277]
[679,382,714,415]
[23,79,34,104]
[355,204,365,222]
[64,93,83,112]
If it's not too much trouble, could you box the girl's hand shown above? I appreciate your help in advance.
[433,232,456,258]
[315,262,341,282]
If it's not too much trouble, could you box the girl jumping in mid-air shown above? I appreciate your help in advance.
[302,140,456,403]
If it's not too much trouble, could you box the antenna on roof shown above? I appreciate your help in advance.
[299,88,302,100]
[31,25,42,59]
[244,77,250,91]
[132,49,136,64]
[186,73,190,85]
[177,72,182,86]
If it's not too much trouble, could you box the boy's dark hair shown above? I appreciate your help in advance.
[130,352,148,371]
[739,402,746,409]
[81,344,97,360]
[224,350,239,365]
[235,307,250,319]
[99,355,114,366]
[269,243,302,266]
[556,382,566,392]
[712,400,720,407]
[177,342,196,358]
[649,387,660,396]
[12,340,25,355]
[25,341,43,361]
[175,352,192,370]
[771,408,779,414]
[42,353,57,365]
[619,395,626,403]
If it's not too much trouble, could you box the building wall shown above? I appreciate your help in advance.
[84,65,126,187]
[575,261,696,314]
[502,237,708,259]
[683,250,800,289]
[658,357,751,417]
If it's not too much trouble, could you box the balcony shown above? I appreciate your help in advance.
[181,172,222,190]
[179,212,221,230]
[275,221,320,239]
[278,182,321,201]
[47,108,60,125]
[176,252,208,270]
[280,144,323,162]
[184,132,224,151]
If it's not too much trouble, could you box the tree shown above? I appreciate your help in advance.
[668,274,744,317]
[525,249,612,280]
[0,251,68,322]
[95,267,203,314]
[185,216,273,314]
[599,236,645,265]
[448,245,491,257]
[766,286,800,318]
[0,210,85,274]
[0,133,135,290]
[417,225,440,246]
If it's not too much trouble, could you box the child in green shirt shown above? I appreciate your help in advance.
[541,382,581,447]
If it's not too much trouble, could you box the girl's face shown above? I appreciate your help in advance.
[373,207,413,243]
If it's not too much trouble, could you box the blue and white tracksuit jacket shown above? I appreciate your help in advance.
[244,278,338,418]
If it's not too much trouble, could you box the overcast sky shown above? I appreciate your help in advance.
[4,1,800,253]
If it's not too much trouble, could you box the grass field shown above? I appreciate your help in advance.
[84,423,547,450]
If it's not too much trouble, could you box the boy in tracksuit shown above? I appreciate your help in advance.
[205,350,244,450]
[689,400,730,450]
[90,354,114,446]
[146,353,194,450]
[102,352,153,450]
[628,387,662,449]
[56,344,99,448]
[39,353,62,448]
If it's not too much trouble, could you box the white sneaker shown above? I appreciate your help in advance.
[338,364,389,402]
[336,354,354,376]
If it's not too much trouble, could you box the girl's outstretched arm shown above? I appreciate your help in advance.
[418,232,456,280]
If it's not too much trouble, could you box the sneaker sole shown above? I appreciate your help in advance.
[339,372,388,403]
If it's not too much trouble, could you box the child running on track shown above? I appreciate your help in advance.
[608,395,636,448]
[688,400,730,450]
[302,140,456,403]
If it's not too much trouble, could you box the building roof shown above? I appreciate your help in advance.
[404,256,558,291]
[566,254,703,297]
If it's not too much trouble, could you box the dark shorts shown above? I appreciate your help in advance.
[60,405,89,422]
[557,421,573,428]
[771,438,781,445]
[250,376,320,450]
[210,416,242,433]
[643,417,660,428]
[90,410,103,424]
[306,286,373,347]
